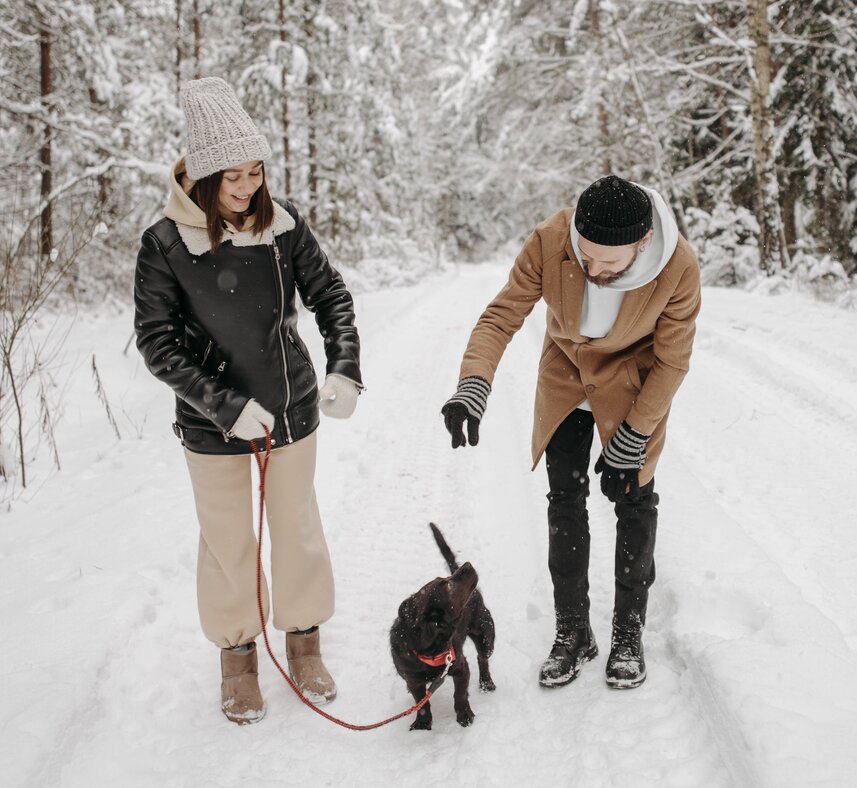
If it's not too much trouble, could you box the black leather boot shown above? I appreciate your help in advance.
[606,480,657,689]
[542,409,598,690]
[606,613,646,689]
[539,622,598,688]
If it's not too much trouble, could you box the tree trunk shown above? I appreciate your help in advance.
[330,178,338,241]
[747,0,787,272]
[782,177,798,252]
[175,0,183,97]
[687,132,699,208]
[303,1,318,226]
[88,88,111,211]
[279,0,291,196]
[39,18,52,262]
[588,0,611,175]
[192,0,201,79]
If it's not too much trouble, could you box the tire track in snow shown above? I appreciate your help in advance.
[656,568,763,788]
[697,321,857,436]
[652,445,841,788]
[309,270,496,730]
[656,318,857,788]
[666,637,762,788]
[675,309,857,642]
[23,581,171,787]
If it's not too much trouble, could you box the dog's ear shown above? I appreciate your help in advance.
[398,596,418,622]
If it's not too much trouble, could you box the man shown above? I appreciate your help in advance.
[441,175,701,689]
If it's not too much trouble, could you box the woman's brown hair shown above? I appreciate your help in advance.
[190,164,275,250]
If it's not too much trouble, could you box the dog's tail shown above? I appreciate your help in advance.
[429,522,459,573]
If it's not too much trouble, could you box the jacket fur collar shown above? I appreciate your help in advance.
[163,157,295,256]
[175,203,295,256]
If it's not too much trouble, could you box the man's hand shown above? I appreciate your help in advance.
[594,421,650,502]
[441,377,491,449]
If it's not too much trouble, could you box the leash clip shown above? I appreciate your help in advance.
[427,650,455,696]
[440,651,454,680]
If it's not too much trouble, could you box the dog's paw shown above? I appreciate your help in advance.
[456,707,475,727]
[409,708,432,731]
[479,677,496,693]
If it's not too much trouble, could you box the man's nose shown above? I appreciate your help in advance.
[588,261,605,276]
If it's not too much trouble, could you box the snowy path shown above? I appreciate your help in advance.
[3,266,857,787]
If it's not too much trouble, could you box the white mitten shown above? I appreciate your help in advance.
[229,399,275,440]
[318,374,360,419]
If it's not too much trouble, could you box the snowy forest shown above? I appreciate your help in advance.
[3,0,857,488]
[4,0,857,289]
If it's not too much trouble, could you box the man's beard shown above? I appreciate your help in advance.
[583,249,640,287]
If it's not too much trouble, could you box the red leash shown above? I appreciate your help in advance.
[249,429,450,730]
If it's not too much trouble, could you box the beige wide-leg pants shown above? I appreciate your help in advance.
[183,431,334,648]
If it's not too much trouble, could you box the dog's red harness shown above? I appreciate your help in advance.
[415,644,456,668]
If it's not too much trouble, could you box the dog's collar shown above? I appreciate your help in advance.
[414,644,456,668]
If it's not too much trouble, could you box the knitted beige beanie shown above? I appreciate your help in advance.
[180,77,271,181]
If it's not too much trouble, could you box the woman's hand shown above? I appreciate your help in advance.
[228,399,275,440]
[318,374,361,419]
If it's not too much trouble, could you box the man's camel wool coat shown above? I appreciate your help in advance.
[459,207,701,486]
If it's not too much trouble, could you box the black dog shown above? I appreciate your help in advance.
[390,523,496,730]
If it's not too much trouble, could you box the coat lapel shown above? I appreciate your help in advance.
[561,236,586,341]
[590,280,658,347]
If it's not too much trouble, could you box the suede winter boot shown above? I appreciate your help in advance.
[220,642,266,724]
[605,616,646,689]
[539,622,598,688]
[286,626,337,704]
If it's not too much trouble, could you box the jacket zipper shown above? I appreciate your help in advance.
[271,241,294,443]
[288,331,313,368]
[201,340,227,377]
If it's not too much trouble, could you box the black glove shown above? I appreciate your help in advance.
[594,420,650,502]
[440,376,491,449]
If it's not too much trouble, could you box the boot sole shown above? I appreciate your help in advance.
[539,644,599,688]
[290,671,337,705]
[223,703,267,724]
[605,671,646,689]
[299,688,336,705]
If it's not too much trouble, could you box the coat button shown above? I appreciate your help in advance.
[585,384,595,393]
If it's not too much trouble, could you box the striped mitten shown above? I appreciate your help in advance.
[594,421,650,502]
[440,376,491,448]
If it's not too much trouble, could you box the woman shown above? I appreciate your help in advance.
[134,77,362,724]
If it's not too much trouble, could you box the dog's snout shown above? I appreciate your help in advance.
[458,561,477,580]
[452,561,478,591]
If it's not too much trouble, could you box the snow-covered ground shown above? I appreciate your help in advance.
[3,264,857,787]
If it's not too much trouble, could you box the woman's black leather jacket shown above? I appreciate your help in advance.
[134,200,361,454]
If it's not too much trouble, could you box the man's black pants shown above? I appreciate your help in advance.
[545,408,659,631]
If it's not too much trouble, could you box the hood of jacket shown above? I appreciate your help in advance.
[570,183,678,292]
[163,157,295,256]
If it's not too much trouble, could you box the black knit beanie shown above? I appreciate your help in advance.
[574,175,653,246]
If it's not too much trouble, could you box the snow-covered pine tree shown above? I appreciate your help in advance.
[774,0,857,275]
